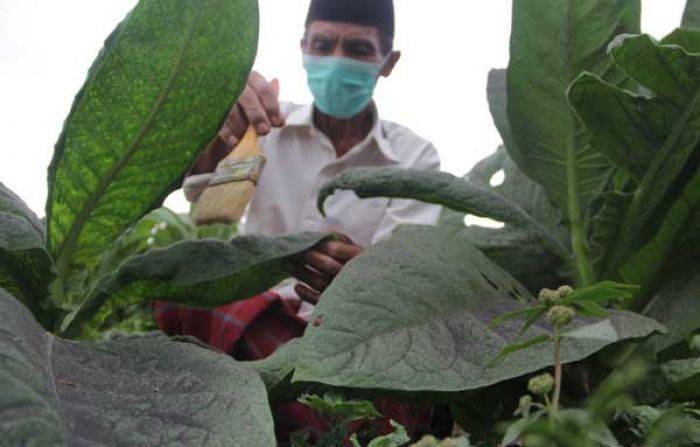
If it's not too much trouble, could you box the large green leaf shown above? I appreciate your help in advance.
[0,181,45,239]
[466,148,570,253]
[454,224,569,293]
[91,207,235,289]
[507,0,640,209]
[0,289,67,446]
[507,0,641,285]
[684,0,700,29]
[663,27,700,51]
[440,148,572,291]
[484,71,571,252]
[641,269,700,354]
[318,167,568,260]
[568,34,700,284]
[653,358,700,402]
[637,357,700,404]
[47,0,259,299]
[317,168,530,227]
[0,213,55,328]
[587,190,632,272]
[567,75,660,182]
[62,232,329,337]
[248,338,302,393]
[0,183,54,326]
[487,69,522,168]
[91,208,197,282]
[292,226,663,392]
[0,287,275,446]
[619,169,700,290]
[80,208,237,335]
[469,69,573,288]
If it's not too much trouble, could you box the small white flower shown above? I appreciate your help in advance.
[147,237,155,246]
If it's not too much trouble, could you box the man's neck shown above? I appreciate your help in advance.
[313,105,374,158]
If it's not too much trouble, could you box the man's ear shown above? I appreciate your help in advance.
[380,51,401,77]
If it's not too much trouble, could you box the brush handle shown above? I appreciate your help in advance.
[193,126,263,225]
[221,125,261,162]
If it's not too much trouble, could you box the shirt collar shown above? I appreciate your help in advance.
[285,103,399,163]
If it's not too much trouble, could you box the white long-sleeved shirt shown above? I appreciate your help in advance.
[184,102,441,313]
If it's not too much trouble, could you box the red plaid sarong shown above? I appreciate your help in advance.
[153,293,438,444]
[154,291,306,358]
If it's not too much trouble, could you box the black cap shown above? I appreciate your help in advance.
[306,0,395,38]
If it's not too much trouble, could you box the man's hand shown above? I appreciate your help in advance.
[191,72,285,175]
[285,234,363,304]
[219,72,285,146]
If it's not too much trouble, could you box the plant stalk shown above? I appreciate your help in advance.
[552,334,562,414]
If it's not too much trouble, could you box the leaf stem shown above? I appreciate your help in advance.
[566,151,595,287]
[563,0,595,288]
[566,132,595,287]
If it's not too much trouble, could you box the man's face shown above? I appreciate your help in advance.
[302,21,400,78]
[303,20,386,64]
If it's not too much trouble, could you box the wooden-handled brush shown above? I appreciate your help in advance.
[193,125,265,225]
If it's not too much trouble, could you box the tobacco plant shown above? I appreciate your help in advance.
[283,0,700,444]
[0,0,331,445]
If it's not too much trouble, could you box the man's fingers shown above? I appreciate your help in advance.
[295,283,321,305]
[271,78,280,99]
[218,126,238,148]
[302,250,343,277]
[316,240,364,263]
[248,72,284,128]
[285,261,332,292]
[334,232,355,245]
[238,85,272,135]
[219,105,247,147]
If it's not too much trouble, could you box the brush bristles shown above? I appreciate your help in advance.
[193,181,255,226]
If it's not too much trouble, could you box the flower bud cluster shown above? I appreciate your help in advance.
[515,394,533,417]
[547,305,575,328]
[528,373,554,396]
[538,285,574,307]
[538,288,560,306]
[538,285,576,328]
[557,285,574,298]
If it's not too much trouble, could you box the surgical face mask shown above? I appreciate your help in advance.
[303,54,387,119]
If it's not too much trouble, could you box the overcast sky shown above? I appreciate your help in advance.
[0,0,688,215]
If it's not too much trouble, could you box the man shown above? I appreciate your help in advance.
[156,0,442,440]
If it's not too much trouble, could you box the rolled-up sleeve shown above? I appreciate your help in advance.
[371,144,442,244]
